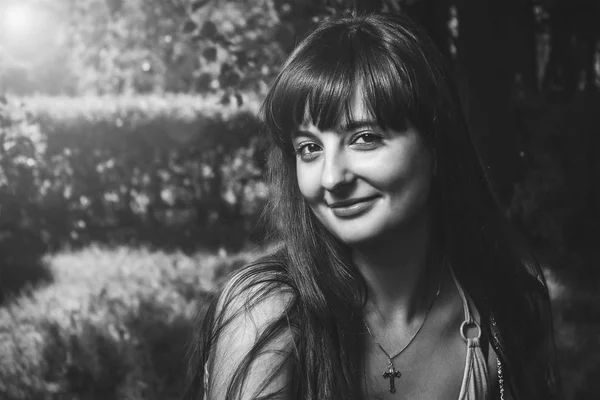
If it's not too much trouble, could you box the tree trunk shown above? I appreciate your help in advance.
[542,0,577,97]
[456,0,522,207]
[509,0,538,94]
[404,0,451,62]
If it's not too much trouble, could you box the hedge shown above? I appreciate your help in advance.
[6,94,270,252]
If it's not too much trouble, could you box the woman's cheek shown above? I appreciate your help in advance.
[296,163,319,202]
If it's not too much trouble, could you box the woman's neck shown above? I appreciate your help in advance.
[353,210,441,325]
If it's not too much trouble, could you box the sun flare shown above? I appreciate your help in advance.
[1,3,36,37]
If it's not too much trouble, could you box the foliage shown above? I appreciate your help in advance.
[2,0,597,99]
[0,96,45,228]
[0,95,49,303]
[175,0,286,95]
[0,0,409,96]
[1,0,288,97]
[0,245,262,400]
[10,94,268,251]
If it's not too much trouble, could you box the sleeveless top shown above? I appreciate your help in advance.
[450,267,493,400]
[203,272,503,400]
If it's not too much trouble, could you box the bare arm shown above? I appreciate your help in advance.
[205,275,294,400]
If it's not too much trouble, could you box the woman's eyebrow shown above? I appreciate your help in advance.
[340,119,379,131]
[291,128,317,139]
[291,119,379,138]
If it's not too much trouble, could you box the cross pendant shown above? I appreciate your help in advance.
[382,361,401,393]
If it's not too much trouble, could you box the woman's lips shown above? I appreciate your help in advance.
[328,197,378,218]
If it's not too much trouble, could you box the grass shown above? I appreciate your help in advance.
[0,245,595,399]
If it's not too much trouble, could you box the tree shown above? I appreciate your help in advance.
[62,0,287,96]
[542,0,600,97]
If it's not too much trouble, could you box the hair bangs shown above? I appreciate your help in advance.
[262,39,357,148]
[262,20,432,151]
[354,45,414,133]
[350,21,435,139]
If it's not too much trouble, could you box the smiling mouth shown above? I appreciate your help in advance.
[328,196,378,218]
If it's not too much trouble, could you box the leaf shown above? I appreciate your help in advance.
[234,92,243,107]
[200,21,218,38]
[191,0,213,13]
[219,68,241,88]
[105,0,124,15]
[182,20,197,34]
[234,50,248,67]
[202,47,218,62]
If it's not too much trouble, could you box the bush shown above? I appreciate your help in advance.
[0,245,260,400]
[11,94,269,251]
[0,95,50,303]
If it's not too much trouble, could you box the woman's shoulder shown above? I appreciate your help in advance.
[211,253,296,346]
[208,250,297,351]
[214,252,296,318]
[205,254,296,398]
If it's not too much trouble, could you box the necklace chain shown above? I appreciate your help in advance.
[363,275,443,363]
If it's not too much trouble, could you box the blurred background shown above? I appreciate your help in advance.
[0,0,598,398]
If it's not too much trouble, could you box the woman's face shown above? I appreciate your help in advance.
[292,90,434,246]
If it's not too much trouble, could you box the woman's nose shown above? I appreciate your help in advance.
[320,150,354,191]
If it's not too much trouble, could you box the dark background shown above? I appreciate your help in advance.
[0,0,598,399]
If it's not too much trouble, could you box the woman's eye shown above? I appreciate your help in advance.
[294,143,322,161]
[352,133,382,147]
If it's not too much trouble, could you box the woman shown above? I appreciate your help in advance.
[185,12,560,400]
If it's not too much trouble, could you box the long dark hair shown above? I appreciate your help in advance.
[185,12,560,400]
